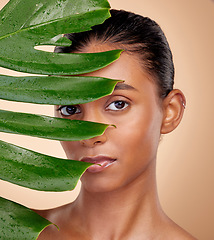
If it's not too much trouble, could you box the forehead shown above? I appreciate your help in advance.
[80,44,156,94]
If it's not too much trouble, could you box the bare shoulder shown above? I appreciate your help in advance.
[171,229,197,240]
[33,203,74,240]
[163,218,198,240]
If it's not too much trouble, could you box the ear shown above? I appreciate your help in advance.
[161,89,186,134]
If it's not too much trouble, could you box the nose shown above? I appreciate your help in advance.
[80,133,107,147]
[79,103,108,147]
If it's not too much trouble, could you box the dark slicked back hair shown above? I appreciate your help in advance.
[55,9,174,99]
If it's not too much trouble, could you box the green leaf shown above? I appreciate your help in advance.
[0,0,111,34]
[0,110,109,141]
[0,197,52,239]
[0,140,92,191]
[0,74,120,105]
[0,0,122,238]
[0,0,122,75]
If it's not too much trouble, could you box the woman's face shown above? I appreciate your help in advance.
[55,45,164,193]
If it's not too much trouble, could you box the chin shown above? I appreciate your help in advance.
[80,173,122,194]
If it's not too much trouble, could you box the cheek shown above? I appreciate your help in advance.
[114,105,162,160]
[60,141,80,159]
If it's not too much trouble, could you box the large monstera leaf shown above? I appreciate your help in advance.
[0,0,121,74]
[0,0,121,238]
[0,197,53,240]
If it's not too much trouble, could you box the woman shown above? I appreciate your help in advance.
[37,9,196,239]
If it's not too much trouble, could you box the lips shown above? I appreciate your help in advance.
[80,156,116,173]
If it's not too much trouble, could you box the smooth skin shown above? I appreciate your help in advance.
[36,43,196,240]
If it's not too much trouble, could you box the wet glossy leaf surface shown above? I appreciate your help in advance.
[0,140,92,191]
[0,0,118,238]
[0,0,121,75]
[0,74,119,105]
[0,197,52,240]
[0,110,109,141]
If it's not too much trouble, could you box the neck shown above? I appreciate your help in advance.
[70,160,166,240]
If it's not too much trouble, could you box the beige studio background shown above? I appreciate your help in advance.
[0,0,214,239]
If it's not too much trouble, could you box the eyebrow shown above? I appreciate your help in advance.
[114,83,138,91]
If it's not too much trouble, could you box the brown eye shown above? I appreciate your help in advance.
[107,100,129,111]
[58,105,81,116]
